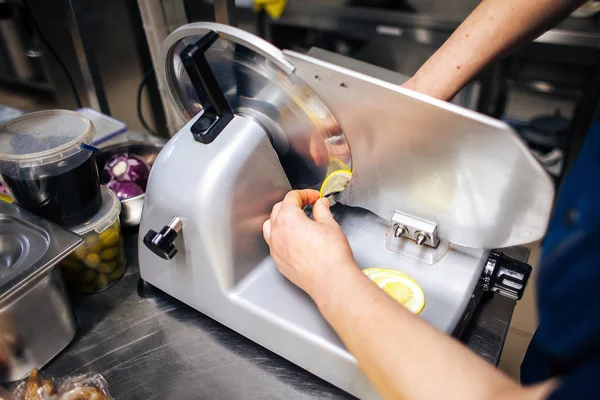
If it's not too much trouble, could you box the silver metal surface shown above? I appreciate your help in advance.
[284,50,555,249]
[137,110,498,398]
[158,22,351,188]
[42,235,526,399]
[389,211,439,248]
[168,216,183,232]
[94,142,164,227]
[0,202,82,382]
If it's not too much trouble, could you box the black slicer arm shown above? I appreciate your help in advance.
[180,30,234,144]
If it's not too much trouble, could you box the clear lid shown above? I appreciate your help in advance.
[0,110,94,167]
[70,186,121,235]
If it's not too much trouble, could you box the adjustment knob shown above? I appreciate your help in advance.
[143,217,183,260]
[478,250,532,300]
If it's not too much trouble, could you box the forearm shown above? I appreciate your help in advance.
[404,0,584,100]
[312,262,554,400]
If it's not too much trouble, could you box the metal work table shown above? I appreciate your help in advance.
[42,234,528,399]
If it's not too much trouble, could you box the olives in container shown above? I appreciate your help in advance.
[60,187,126,294]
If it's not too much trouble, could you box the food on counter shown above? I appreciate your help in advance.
[11,369,112,400]
[105,180,144,200]
[59,386,109,400]
[60,218,126,294]
[101,153,150,200]
[363,268,426,314]
[59,187,125,294]
[319,169,352,198]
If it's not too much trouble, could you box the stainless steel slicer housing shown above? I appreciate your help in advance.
[139,23,554,400]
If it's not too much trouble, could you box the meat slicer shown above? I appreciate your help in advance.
[139,22,554,399]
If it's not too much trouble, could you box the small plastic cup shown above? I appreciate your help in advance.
[59,187,127,294]
[0,110,101,227]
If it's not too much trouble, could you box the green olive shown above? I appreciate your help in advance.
[84,253,101,269]
[101,246,119,261]
[108,265,125,280]
[98,260,117,273]
[87,241,103,255]
[72,247,87,260]
[80,269,96,283]
[84,234,99,246]
[61,258,84,272]
[93,273,110,290]
[99,222,119,239]
[100,230,120,247]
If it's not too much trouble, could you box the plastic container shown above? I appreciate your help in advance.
[59,187,127,294]
[0,110,101,227]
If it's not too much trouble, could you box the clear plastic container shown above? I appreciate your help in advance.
[0,110,101,227]
[59,187,127,294]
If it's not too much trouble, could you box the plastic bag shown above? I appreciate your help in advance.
[8,369,112,400]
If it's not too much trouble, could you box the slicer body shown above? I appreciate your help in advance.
[140,113,490,400]
[139,22,554,400]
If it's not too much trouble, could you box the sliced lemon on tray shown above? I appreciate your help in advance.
[319,169,352,198]
[363,268,426,314]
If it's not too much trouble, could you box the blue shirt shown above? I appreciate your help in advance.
[520,120,600,399]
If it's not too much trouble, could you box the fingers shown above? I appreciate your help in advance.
[282,189,320,210]
[262,219,271,245]
[270,201,282,220]
[312,197,335,223]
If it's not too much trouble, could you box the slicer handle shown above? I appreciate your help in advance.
[180,30,234,144]
[143,217,183,260]
[478,250,532,301]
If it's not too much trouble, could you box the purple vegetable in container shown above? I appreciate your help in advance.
[106,180,144,200]
[102,153,150,189]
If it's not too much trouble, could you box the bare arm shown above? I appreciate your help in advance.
[314,259,555,400]
[403,0,585,100]
[263,190,556,400]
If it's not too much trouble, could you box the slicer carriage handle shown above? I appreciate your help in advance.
[180,30,234,144]
[143,217,183,260]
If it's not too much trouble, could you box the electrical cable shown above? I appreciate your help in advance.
[20,0,83,109]
[137,69,157,136]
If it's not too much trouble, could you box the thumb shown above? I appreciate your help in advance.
[262,219,271,245]
[312,197,334,223]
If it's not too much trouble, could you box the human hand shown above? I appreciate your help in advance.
[262,190,357,297]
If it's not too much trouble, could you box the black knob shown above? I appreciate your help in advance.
[478,250,532,300]
[143,217,182,260]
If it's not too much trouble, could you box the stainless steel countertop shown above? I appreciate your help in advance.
[279,0,600,49]
[40,234,527,399]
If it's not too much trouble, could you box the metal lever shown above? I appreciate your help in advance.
[478,250,532,301]
[180,30,234,144]
[143,217,183,260]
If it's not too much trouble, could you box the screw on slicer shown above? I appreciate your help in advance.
[393,224,407,238]
[415,232,427,246]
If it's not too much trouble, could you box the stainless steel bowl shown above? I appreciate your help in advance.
[95,142,164,227]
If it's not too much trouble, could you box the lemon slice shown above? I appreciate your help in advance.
[319,169,352,198]
[327,157,351,174]
[363,268,426,314]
